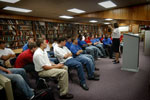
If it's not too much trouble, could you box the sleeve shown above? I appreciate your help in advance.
[54,48,65,59]
[70,45,78,55]
[8,48,15,55]
[33,54,48,67]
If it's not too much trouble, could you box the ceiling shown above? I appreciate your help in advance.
[0,0,149,23]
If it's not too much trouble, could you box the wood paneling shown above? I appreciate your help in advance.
[77,4,150,21]
[131,5,148,21]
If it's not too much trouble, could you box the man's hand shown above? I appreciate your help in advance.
[7,70,12,74]
[56,63,64,68]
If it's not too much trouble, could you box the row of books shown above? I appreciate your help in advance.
[0,25,16,30]
[1,36,29,42]
[0,19,32,25]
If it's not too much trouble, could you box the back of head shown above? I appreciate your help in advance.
[36,38,44,47]
[114,23,119,28]
[28,42,37,50]
[57,37,66,44]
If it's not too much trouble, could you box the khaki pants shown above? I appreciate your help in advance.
[38,66,68,96]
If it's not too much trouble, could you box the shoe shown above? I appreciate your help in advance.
[88,76,99,81]
[110,57,115,59]
[60,93,74,99]
[113,61,120,64]
[95,67,99,71]
[80,83,89,91]
[94,73,100,77]
[112,60,116,62]
[29,95,35,100]
[97,58,101,60]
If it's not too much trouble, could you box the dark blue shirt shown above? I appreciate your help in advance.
[65,42,72,50]
[102,38,112,47]
[70,44,82,57]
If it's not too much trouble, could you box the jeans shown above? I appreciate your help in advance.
[64,58,86,84]
[75,54,95,78]
[88,45,103,58]
[95,44,106,56]
[0,68,34,99]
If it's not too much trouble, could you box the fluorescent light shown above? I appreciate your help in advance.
[105,18,113,21]
[89,20,98,23]
[59,15,74,19]
[3,6,32,13]
[67,8,85,14]
[98,1,117,8]
[104,22,110,24]
[0,0,20,3]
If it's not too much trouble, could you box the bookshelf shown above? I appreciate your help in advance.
[0,19,34,49]
[0,18,100,49]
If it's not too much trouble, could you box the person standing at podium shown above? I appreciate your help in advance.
[109,23,121,64]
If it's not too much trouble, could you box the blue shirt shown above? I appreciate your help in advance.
[22,43,28,51]
[70,44,82,57]
[102,38,112,47]
[65,42,72,50]
[90,39,98,44]
[78,40,87,47]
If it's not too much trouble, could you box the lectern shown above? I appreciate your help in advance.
[121,33,140,72]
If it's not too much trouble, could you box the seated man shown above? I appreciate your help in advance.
[90,34,106,57]
[0,40,16,68]
[14,42,37,74]
[22,36,34,51]
[0,63,34,100]
[102,34,113,58]
[54,38,89,90]
[70,38,99,80]
[78,34,102,60]
[65,36,72,50]
[33,38,73,99]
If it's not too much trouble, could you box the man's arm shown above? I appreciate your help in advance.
[43,63,64,70]
[0,66,11,74]
[1,54,16,61]
[76,50,83,56]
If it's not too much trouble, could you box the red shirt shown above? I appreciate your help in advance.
[14,49,33,68]
[85,39,92,44]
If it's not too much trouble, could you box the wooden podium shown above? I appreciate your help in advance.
[121,33,140,72]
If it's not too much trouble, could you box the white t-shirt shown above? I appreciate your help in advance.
[45,43,50,52]
[33,48,52,72]
[0,48,15,64]
[52,42,58,49]
[54,46,72,63]
[112,28,120,39]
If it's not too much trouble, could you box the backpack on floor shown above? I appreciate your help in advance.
[33,88,55,100]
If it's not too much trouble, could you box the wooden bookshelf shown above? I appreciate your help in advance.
[0,16,100,49]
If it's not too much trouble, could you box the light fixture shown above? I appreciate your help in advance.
[67,8,85,14]
[105,18,113,21]
[59,15,74,19]
[98,1,117,8]
[104,22,110,24]
[3,6,32,13]
[0,0,20,3]
[89,20,98,23]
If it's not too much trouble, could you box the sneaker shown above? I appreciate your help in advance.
[80,83,89,91]
[97,58,101,60]
[59,93,74,99]
[95,67,99,71]
[29,95,35,100]
[88,76,99,81]
[113,61,120,64]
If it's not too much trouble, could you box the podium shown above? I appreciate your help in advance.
[121,33,140,72]
[144,31,150,56]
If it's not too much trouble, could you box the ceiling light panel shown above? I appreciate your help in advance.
[98,1,117,8]
[67,8,85,14]
[3,6,32,13]
[59,15,74,19]
[0,0,20,3]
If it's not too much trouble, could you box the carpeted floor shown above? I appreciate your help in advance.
[30,42,150,100]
